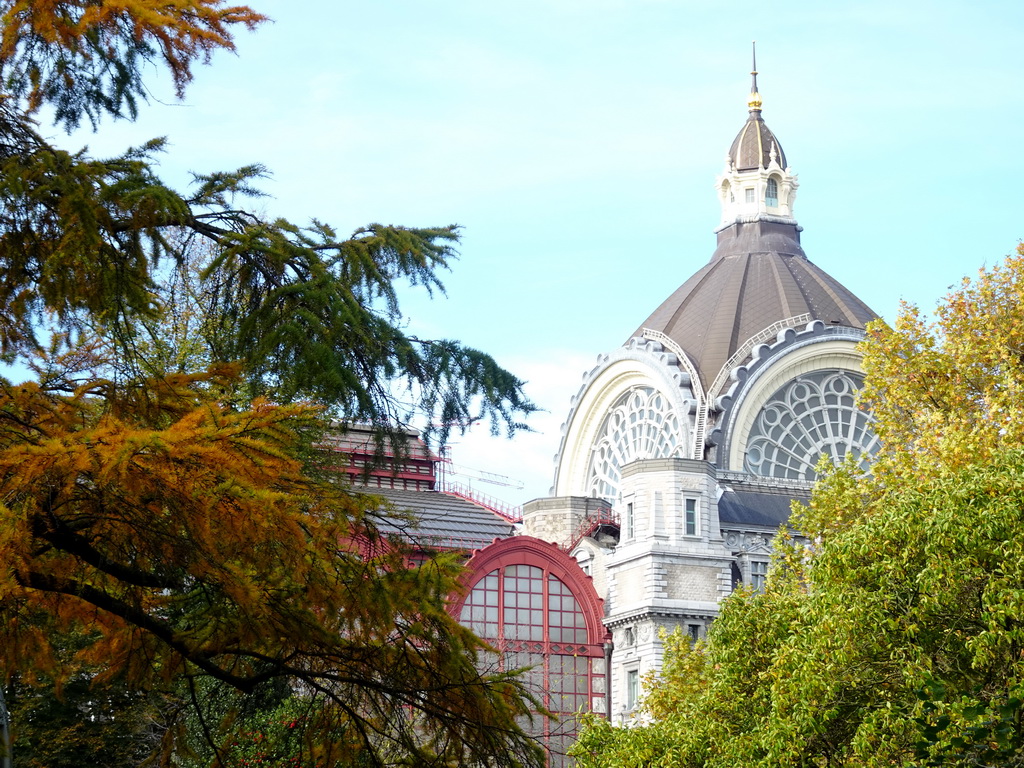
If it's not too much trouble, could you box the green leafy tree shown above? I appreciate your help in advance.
[5,638,165,768]
[0,2,542,767]
[573,248,1024,768]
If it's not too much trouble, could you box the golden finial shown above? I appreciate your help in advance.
[748,40,762,112]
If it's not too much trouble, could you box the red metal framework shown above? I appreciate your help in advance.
[321,426,440,491]
[564,507,620,553]
[453,538,609,767]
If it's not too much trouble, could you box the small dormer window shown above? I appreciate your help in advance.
[766,177,779,207]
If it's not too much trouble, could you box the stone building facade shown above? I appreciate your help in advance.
[519,68,879,725]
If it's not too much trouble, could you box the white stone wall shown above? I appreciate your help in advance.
[572,540,610,600]
[662,563,720,603]
[603,456,736,716]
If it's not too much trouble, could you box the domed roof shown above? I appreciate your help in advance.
[727,60,787,172]
[728,111,787,171]
[630,220,876,390]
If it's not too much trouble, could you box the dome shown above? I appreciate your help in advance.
[728,110,787,171]
[633,68,876,392]
[630,220,876,391]
[727,63,787,171]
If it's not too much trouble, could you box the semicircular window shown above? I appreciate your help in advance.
[587,387,685,500]
[744,370,878,481]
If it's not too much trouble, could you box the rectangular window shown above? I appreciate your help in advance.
[751,560,769,593]
[744,187,755,203]
[687,623,701,643]
[626,669,639,710]
[684,497,698,536]
[625,502,634,540]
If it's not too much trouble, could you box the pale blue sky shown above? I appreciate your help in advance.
[52,0,1024,505]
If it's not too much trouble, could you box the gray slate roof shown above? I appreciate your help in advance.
[374,488,515,551]
[631,220,877,390]
[717,486,810,529]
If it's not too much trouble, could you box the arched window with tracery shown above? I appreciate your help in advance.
[744,369,879,481]
[586,386,684,501]
[454,538,608,767]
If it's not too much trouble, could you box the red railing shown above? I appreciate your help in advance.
[443,483,523,523]
[565,508,620,553]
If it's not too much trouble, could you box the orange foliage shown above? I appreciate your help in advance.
[0,366,341,682]
[0,359,541,764]
[0,0,265,108]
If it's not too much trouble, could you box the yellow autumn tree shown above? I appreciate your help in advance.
[858,245,1024,486]
[0,3,541,766]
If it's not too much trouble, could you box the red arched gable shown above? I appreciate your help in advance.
[452,535,608,644]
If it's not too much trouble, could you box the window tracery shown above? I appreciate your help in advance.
[586,387,684,500]
[744,370,878,481]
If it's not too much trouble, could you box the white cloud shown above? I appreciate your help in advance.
[439,348,595,507]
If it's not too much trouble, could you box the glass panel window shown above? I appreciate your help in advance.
[626,669,639,711]
[745,187,755,203]
[766,177,779,206]
[459,561,605,767]
[684,497,698,536]
[751,560,769,593]
[586,387,685,501]
[504,564,544,641]
[745,370,879,481]
[548,574,589,645]
[459,570,499,639]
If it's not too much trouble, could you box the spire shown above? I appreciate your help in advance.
[717,46,799,231]
[748,41,762,113]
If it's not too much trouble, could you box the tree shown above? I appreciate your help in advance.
[573,248,1024,768]
[5,633,165,768]
[0,3,542,766]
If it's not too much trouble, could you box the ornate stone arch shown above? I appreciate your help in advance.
[711,321,878,478]
[553,338,698,501]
